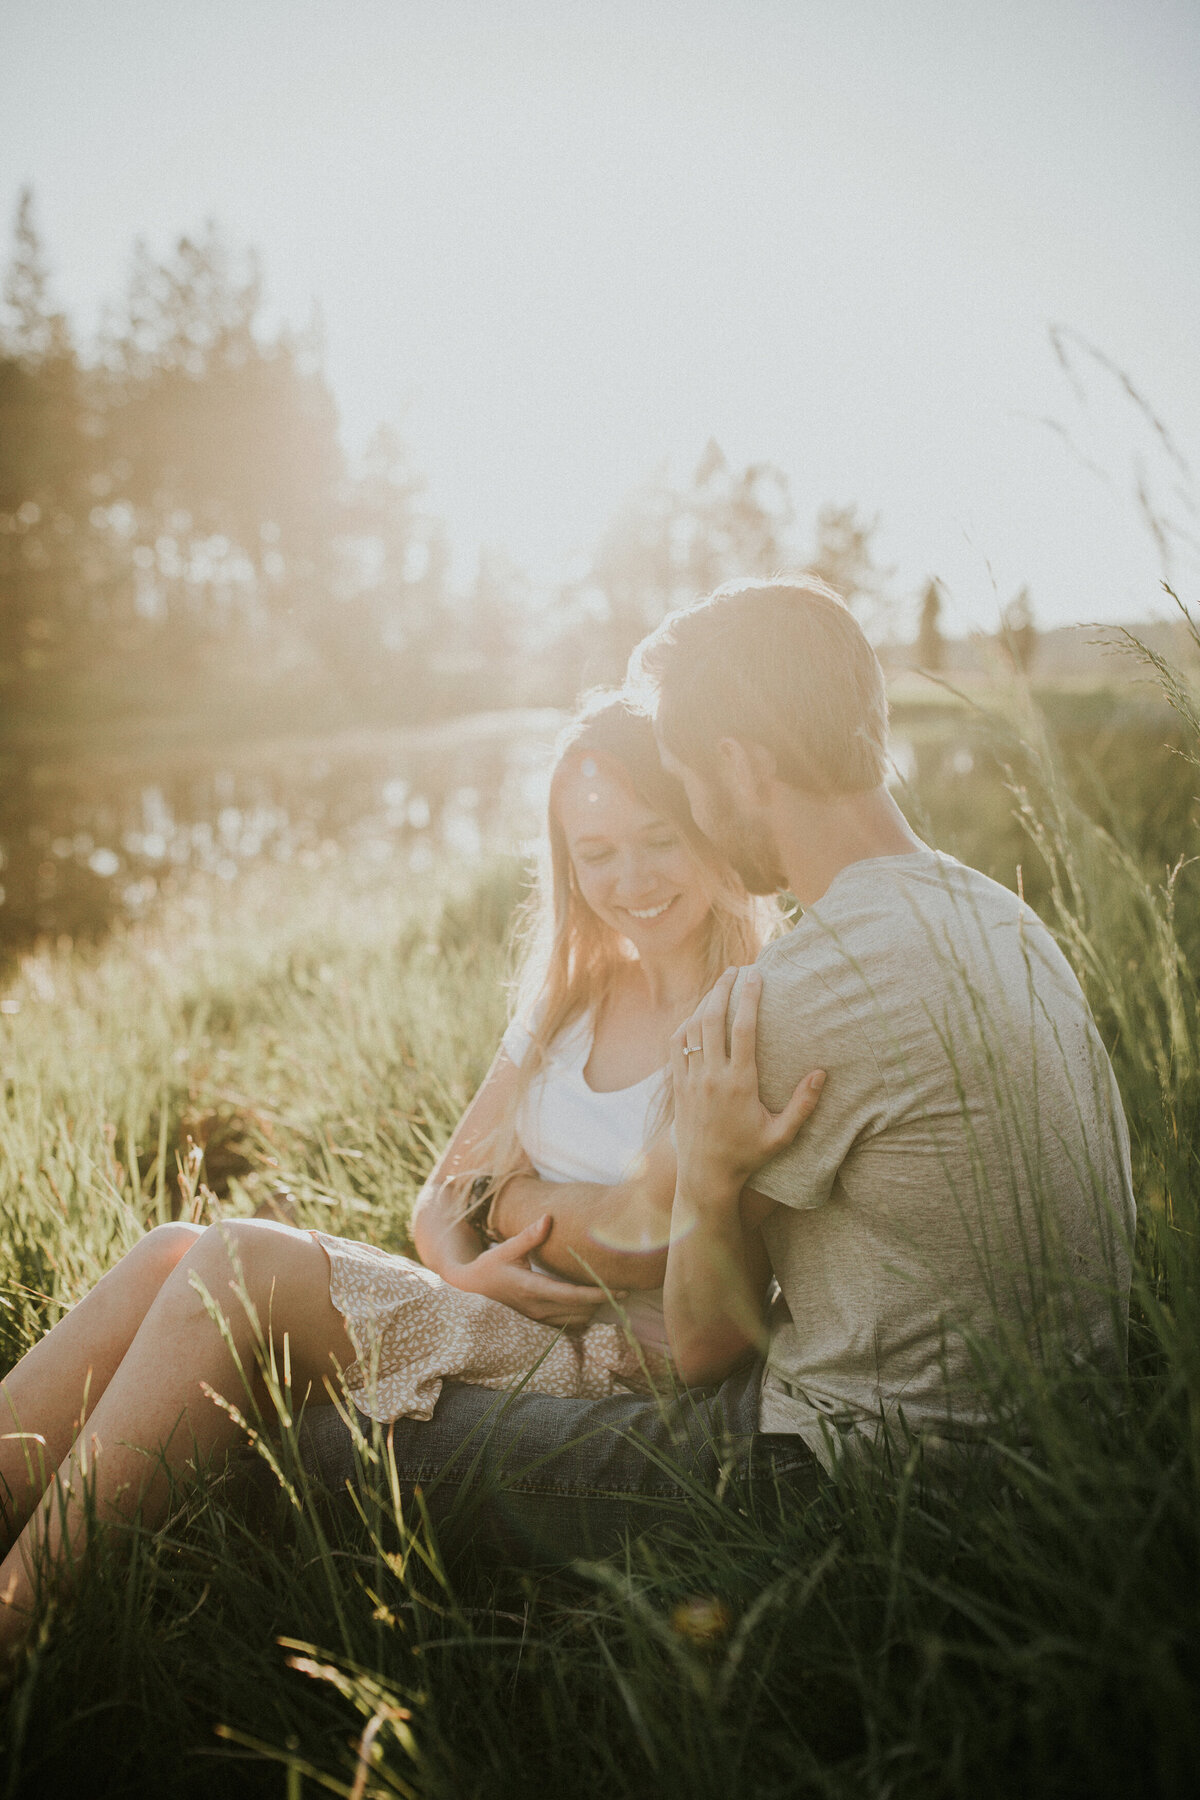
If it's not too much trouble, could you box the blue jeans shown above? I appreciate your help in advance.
[296,1360,821,1565]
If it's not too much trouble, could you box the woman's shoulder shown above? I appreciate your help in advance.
[502,1000,592,1071]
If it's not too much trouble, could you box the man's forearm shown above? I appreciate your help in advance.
[491,1173,671,1289]
[662,1179,770,1386]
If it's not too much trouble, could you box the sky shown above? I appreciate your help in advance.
[2,0,1198,635]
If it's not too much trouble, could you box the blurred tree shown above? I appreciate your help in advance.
[805,502,894,640]
[3,189,70,361]
[0,206,460,731]
[449,548,532,704]
[682,439,793,595]
[0,190,94,698]
[916,578,945,671]
[553,447,901,692]
[0,191,97,942]
[1000,586,1038,674]
[559,441,793,687]
[99,223,344,650]
[327,423,453,712]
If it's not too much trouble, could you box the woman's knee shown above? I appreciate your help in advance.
[164,1220,342,1376]
[127,1222,205,1291]
[174,1219,313,1307]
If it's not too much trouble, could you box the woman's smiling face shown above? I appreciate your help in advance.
[555,756,713,957]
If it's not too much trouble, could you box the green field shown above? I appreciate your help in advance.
[0,661,1198,1798]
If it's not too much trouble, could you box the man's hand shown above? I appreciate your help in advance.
[662,967,824,1386]
[671,967,826,1204]
[444,1214,615,1327]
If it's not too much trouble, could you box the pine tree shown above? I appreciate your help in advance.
[1000,586,1038,673]
[2,189,71,364]
[101,223,344,641]
[916,579,945,671]
[0,189,87,686]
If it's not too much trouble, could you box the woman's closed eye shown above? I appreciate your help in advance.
[577,835,676,866]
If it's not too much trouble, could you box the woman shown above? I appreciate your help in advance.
[0,695,781,1647]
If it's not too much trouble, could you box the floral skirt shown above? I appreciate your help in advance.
[312,1232,657,1425]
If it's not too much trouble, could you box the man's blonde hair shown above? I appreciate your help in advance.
[629,578,890,797]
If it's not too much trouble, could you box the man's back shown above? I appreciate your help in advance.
[747,849,1135,1462]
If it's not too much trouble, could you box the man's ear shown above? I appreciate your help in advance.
[716,736,777,805]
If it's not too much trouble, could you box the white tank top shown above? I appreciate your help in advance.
[501,1010,668,1185]
[501,1008,670,1342]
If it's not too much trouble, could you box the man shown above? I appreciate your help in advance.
[300,579,1134,1541]
[629,578,1134,1464]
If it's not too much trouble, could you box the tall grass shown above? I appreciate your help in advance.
[0,644,1198,1797]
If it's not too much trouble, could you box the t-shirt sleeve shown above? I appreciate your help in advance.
[501,1014,535,1067]
[731,961,890,1212]
[500,988,558,1069]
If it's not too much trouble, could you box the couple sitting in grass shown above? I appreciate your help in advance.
[0,579,1136,1647]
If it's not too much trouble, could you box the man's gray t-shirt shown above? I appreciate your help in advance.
[746,850,1135,1465]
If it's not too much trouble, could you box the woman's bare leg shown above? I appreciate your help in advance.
[0,1219,354,1653]
[0,1223,204,1544]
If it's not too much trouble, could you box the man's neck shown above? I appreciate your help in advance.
[771,785,927,908]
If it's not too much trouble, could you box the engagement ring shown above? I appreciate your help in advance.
[683,1044,702,1057]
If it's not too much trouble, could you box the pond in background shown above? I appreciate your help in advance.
[6,689,1192,951]
[0,710,567,946]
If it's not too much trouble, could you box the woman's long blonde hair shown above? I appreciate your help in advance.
[458,691,781,1213]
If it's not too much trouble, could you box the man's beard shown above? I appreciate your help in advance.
[701,778,787,896]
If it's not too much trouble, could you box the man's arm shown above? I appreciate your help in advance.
[662,1184,776,1386]
[662,969,825,1386]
